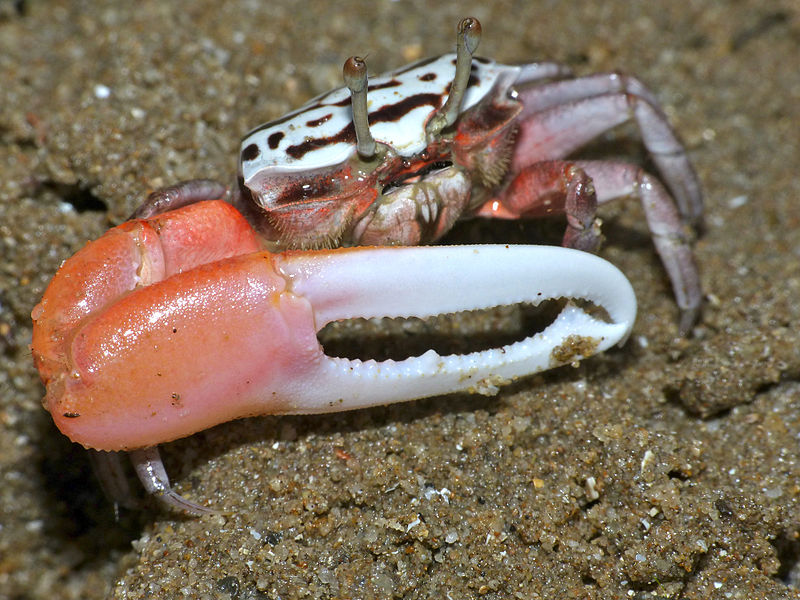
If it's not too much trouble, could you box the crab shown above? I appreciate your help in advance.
[31,17,701,514]
[138,18,701,330]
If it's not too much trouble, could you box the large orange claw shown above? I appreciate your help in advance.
[32,200,636,511]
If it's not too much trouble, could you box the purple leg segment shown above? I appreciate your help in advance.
[130,447,220,515]
[577,160,701,333]
[481,159,701,333]
[129,179,229,220]
[513,74,703,226]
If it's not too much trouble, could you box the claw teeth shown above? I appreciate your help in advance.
[310,304,625,412]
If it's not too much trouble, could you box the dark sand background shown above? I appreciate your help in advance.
[1,1,800,598]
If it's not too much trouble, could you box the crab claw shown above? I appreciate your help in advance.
[32,200,634,511]
[276,244,635,412]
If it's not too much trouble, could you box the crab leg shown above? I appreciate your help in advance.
[515,73,661,116]
[512,85,703,226]
[129,179,229,220]
[479,159,699,332]
[513,61,573,86]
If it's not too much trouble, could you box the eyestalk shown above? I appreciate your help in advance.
[425,17,482,139]
[343,56,377,159]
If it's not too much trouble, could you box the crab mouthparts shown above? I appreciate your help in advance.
[275,244,636,413]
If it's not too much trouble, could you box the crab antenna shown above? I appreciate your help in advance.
[426,17,482,138]
[343,56,377,158]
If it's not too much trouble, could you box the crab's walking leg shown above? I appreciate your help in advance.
[515,73,661,114]
[480,159,700,333]
[578,160,700,332]
[129,179,229,220]
[514,62,573,85]
[92,449,218,516]
[130,447,222,515]
[512,80,703,226]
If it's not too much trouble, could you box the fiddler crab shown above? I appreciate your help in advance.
[31,18,701,514]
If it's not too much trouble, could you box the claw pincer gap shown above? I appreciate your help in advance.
[318,298,576,362]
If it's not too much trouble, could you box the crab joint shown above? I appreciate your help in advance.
[344,56,377,159]
[426,16,482,139]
